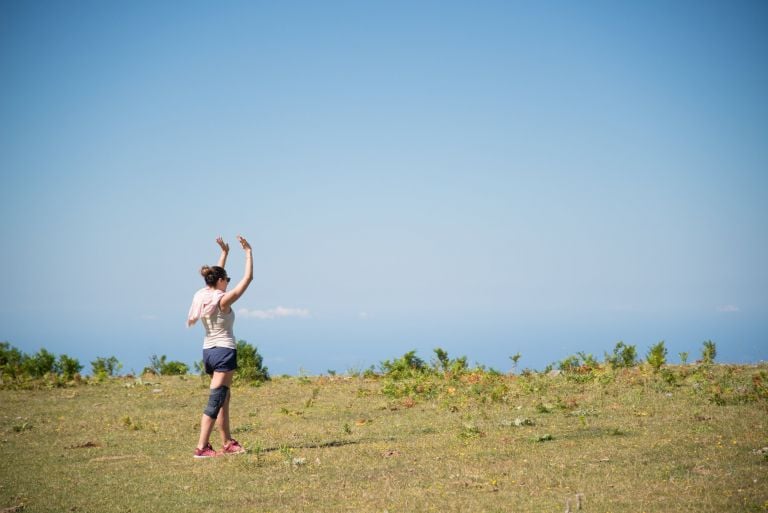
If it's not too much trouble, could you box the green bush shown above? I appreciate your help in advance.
[701,340,717,364]
[92,356,122,379]
[577,351,599,368]
[467,373,509,403]
[235,340,270,384]
[605,341,638,368]
[432,348,468,376]
[380,350,428,380]
[162,360,189,375]
[559,353,598,372]
[23,349,56,378]
[509,352,522,373]
[143,354,188,376]
[646,341,667,372]
[381,376,440,399]
[559,355,581,372]
[2,343,82,383]
[55,354,83,380]
[0,341,27,379]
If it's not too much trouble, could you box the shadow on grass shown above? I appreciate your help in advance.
[558,427,631,440]
[258,439,361,453]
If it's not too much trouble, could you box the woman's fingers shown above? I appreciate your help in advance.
[237,235,251,250]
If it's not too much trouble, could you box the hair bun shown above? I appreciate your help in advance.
[200,265,212,277]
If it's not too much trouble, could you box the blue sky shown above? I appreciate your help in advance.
[1,1,766,375]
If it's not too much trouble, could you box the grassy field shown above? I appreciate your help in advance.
[1,363,767,513]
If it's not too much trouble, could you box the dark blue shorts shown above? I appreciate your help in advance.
[203,347,238,375]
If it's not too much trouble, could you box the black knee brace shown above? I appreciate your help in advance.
[203,385,229,419]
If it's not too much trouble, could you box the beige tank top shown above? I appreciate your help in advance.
[201,305,236,349]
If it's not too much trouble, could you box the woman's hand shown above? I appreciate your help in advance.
[219,235,253,312]
[237,235,251,251]
[216,237,230,268]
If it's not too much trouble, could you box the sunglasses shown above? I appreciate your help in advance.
[221,276,231,283]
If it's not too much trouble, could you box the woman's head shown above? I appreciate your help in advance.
[200,265,230,290]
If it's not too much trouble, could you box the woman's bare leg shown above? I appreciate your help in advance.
[217,388,232,446]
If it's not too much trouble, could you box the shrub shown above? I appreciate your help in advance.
[605,341,638,368]
[0,342,27,379]
[509,352,522,373]
[143,354,188,376]
[380,350,428,380]
[559,355,581,372]
[2,343,81,383]
[577,351,599,368]
[23,348,56,378]
[559,353,598,373]
[92,356,122,379]
[432,348,468,376]
[646,341,667,372]
[161,360,189,375]
[56,354,83,380]
[467,372,509,402]
[381,376,440,399]
[701,340,717,364]
[235,340,270,383]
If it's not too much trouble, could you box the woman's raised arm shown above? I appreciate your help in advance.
[216,237,230,268]
[219,236,253,312]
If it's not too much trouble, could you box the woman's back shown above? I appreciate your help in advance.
[201,306,236,349]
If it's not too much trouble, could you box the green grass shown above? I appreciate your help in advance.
[1,364,767,512]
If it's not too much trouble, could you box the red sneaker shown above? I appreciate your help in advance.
[194,443,217,459]
[221,439,246,455]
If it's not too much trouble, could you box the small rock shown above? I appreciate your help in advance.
[292,457,306,466]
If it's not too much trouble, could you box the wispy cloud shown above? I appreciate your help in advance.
[716,305,739,313]
[237,306,310,320]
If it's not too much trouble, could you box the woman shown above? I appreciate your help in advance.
[187,235,252,458]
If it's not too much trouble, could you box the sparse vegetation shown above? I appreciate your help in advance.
[1,342,84,385]
[509,352,521,373]
[92,356,122,380]
[380,349,427,379]
[56,354,83,380]
[1,350,766,512]
[605,341,638,368]
[646,340,668,372]
[702,339,717,364]
[143,354,187,376]
[23,348,56,378]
